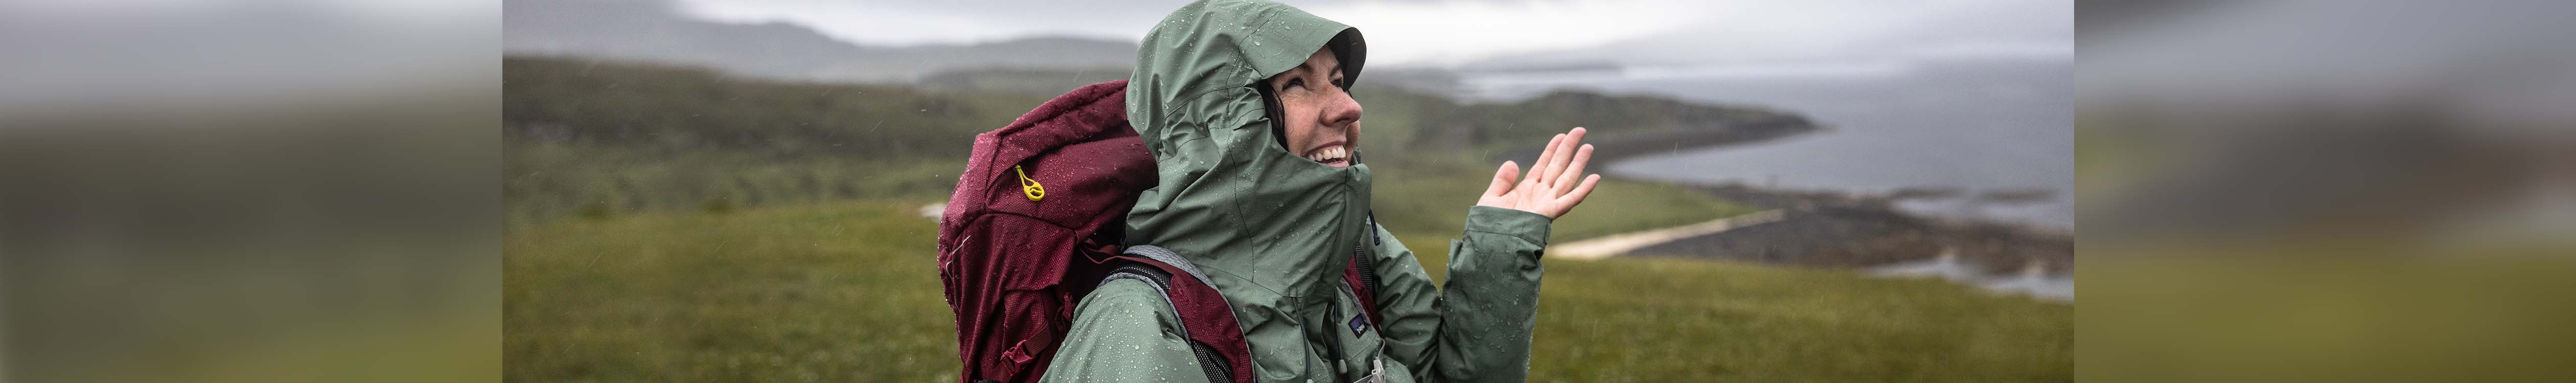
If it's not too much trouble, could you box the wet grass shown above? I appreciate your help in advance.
[505,199,958,382]
[1520,252,2072,381]
[507,188,2067,382]
[1364,158,1761,245]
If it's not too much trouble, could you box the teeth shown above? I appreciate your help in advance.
[1304,146,1350,163]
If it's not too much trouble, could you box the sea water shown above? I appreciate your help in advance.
[1454,58,2075,229]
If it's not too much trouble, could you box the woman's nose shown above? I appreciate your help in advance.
[1324,89,1362,127]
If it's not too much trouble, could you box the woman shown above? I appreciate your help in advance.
[1044,1,1599,381]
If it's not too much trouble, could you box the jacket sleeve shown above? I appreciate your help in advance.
[1039,278,1211,383]
[1369,206,1552,382]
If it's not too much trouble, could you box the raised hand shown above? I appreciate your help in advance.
[1476,127,1601,220]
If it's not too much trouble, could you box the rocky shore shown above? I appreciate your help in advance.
[1528,117,2074,280]
[1630,183,2074,277]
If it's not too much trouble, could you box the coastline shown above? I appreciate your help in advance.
[1533,119,2075,293]
[1636,183,2074,277]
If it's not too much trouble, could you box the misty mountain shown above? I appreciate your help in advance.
[503,0,1136,83]
[1460,0,2069,69]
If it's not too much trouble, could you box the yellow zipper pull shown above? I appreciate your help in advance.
[1014,165,1045,201]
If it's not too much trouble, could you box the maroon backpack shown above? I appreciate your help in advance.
[937,80,1386,383]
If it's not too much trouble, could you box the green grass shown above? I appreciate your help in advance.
[505,200,957,382]
[506,193,2069,382]
[1527,256,2071,382]
[1367,157,1759,244]
[505,143,964,221]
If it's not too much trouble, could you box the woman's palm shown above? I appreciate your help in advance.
[1478,127,1601,220]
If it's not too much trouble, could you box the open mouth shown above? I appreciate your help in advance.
[1301,145,1351,167]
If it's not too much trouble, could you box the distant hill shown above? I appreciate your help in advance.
[501,56,1050,157]
[504,56,1813,218]
[916,67,1134,95]
[504,0,1136,83]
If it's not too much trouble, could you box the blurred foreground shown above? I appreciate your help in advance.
[2079,0,2576,380]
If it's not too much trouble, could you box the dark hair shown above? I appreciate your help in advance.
[1255,79,1290,150]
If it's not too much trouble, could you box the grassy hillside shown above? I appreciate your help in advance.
[504,57,1802,222]
[1367,158,1755,244]
[505,201,2071,382]
[504,56,1033,220]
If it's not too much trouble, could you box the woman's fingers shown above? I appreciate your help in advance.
[1560,174,1602,210]
[1529,133,1563,187]
[1483,129,1607,218]
[1542,128,1586,187]
[1555,143,1594,195]
[1485,161,1520,197]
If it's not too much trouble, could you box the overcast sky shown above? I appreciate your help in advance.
[676,0,2071,67]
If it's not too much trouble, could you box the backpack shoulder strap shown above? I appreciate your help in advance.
[1098,245,1243,383]
[1119,245,1216,289]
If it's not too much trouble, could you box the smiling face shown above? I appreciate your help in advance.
[1265,47,1364,167]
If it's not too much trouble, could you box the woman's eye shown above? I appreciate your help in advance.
[1283,78,1304,90]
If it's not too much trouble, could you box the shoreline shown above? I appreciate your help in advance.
[1641,183,2074,277]
[1533,119,2074,282]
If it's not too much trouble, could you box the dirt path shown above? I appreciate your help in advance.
[1549,209,1787,260]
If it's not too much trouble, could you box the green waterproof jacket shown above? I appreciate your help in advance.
[1041,1,1554,382]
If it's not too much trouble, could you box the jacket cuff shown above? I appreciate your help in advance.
[1464,205,1552,246]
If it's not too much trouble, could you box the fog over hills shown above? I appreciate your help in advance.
[1455,0,2070,72]
[504,0,1134,83]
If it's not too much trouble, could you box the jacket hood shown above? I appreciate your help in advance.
[1123,0,1371,325]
